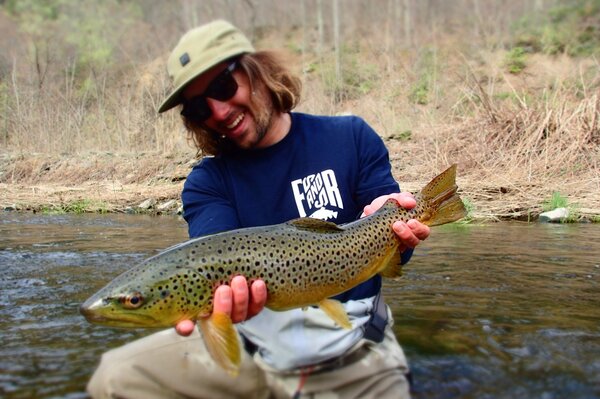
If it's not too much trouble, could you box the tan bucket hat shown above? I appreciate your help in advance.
[158,20,254,113]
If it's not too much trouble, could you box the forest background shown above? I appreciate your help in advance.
[0,0,599,221]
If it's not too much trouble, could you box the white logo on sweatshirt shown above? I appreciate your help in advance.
[291,169,343,220]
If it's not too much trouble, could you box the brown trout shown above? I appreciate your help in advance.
[80,164,466,374]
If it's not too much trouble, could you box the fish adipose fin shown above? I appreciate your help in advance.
[419,164,467,226]
[199,312,241,376]
[318,298,352,329]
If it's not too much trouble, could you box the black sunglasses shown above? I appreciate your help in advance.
[181,61,239,123]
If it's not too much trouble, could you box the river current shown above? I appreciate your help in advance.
[1,213,599,398]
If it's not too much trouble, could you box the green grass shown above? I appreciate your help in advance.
[386,130,412,142]
[512,0,600,57]
[319,46,379,103]
[409,48,437,105]
[541,191,579,222]
[542,191,568,211]
[454,196,475,224]
[41,199,109,214]
[505,46,527,74]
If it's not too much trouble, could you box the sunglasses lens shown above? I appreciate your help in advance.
[182,96,210,122]
[206,70,238,101]
[181,62,239,123]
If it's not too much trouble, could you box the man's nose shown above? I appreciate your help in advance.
[206,98,231,121]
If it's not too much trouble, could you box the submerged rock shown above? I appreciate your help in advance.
[539,207,569,223]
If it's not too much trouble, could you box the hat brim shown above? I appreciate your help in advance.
[158,53,240,113]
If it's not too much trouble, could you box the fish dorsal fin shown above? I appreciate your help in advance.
[287,218,344,233]
[317,298,352,329]
[199,312,241,376]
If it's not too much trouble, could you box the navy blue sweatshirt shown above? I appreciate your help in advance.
[182,112,412,303]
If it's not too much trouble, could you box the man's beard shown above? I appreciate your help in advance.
[247,87,274,147]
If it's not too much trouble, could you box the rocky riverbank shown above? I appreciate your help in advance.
[1,152,599,222]
[0,152,190,215]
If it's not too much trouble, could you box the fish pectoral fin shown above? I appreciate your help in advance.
[318,299,352,329]
[378,249,404,279]
[199,312,241,376]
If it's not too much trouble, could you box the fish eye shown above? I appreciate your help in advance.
[120,292,144,309]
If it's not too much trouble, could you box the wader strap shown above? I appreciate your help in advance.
[242,335,258,355]
[362,291,388,343]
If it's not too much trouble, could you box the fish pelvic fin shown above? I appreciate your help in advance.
[318,299,352,329]
[418,164,467,226]
[199,312,241,376]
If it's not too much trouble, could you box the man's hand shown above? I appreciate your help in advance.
[362,193,431,253]
[175,276,267,336]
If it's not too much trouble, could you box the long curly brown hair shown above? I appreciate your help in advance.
[181,51,302,157]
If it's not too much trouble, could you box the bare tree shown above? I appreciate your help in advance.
[333,0,341,86]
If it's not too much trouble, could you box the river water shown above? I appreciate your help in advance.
[0,213,599,398]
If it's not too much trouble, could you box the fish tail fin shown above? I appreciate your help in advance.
[419,164,467,226]
[199,312,241,376]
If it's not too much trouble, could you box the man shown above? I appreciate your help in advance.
[88,20,430,399]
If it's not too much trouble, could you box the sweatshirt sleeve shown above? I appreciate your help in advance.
[181,159,240,238]
[351,117,400,206]
[352,117,414,265]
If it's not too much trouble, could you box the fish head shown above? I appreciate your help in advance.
[80,264,214,328]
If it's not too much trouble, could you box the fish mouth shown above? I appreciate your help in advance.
[79,302,160,328]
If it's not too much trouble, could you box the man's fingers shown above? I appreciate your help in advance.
[213,277,267,324]
[394,193,416,209]
[175,319,196,336]
[230,275,249,323]
[407,219,431,240]
[175,277,267,336]
[393,220,431,249]
[248,279,267,318]
[393,221,421,248]
[213,284,233,315]
[362,193,416,217]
